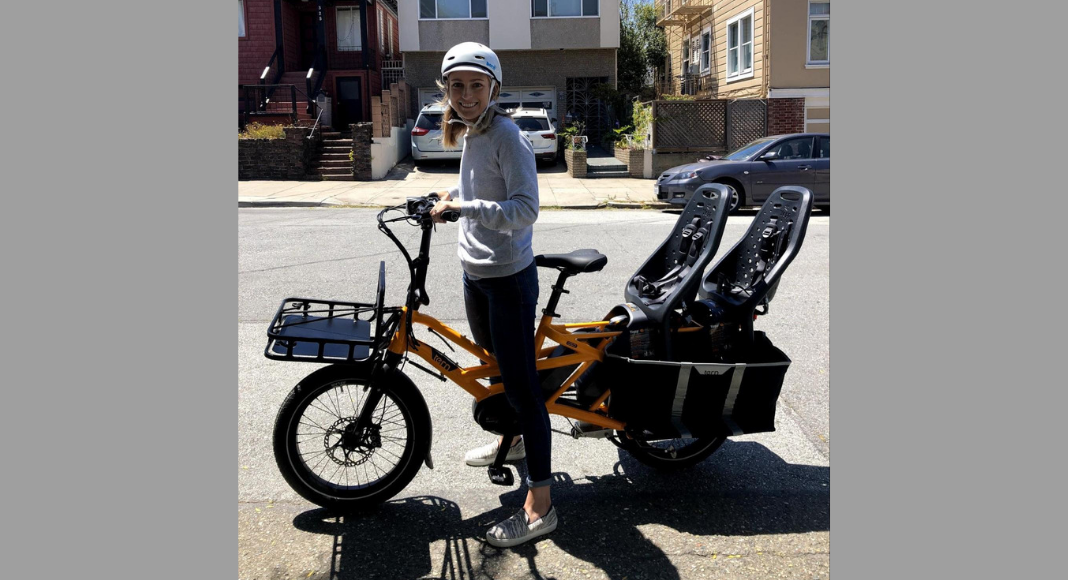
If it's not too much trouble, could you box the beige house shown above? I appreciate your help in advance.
[655,0,829,135]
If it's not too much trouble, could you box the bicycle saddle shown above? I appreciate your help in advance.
[535,249,607,274]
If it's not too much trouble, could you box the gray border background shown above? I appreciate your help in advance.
[4,0,1059,578]
[4,0,234,578]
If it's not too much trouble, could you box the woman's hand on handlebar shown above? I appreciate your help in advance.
[430,199,462,224]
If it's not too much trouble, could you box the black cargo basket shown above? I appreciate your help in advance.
[605,331,790,440]
[264,262,397,364]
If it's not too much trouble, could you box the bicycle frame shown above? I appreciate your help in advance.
[388,308,627,431]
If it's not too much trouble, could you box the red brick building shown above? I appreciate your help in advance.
[239,0,400,129]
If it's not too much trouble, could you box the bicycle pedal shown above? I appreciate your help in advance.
[487,466,515,486]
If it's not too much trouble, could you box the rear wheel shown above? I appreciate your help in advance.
[273,365,431,511]
[617,432,726,470]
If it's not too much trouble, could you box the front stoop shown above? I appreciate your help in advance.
[311,133,354,180]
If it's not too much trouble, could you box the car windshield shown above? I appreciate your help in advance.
[514,118,550,132]
[722,137,776,160]
[416,113,442,131]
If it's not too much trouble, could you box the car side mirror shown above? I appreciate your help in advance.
[760,151,780,161]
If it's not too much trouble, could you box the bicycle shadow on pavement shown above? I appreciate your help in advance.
[292,440,828,579]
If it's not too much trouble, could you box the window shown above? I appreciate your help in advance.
[378,8,384,53]
[238,0,246,38]
[682,34,690,74]
[772,137,814,160]
[700,28,710,73]
[421,0,487,19]
[808,2,829,65]
[726,8,754,80]
[337,7,362,51]
[514,118,551,132]
[388,22,394,56]
[416,113,443,131]
[532,0,598,17]
[818,136,830,158]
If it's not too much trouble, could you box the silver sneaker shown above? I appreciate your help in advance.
[486,506,559,548]
[464,438,525,467]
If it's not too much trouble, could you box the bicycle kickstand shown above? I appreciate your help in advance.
[487,433,517,486]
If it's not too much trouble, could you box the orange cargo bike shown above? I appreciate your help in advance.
[265,184,813,510]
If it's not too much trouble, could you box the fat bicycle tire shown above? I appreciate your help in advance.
[617,432,726,470]
[272,364,431,511]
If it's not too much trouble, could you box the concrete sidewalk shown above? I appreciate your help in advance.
[239,159,668,209]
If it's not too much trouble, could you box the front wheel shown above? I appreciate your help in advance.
[617,432,726,470]
[273,365,431,511]
[713,181,744,214]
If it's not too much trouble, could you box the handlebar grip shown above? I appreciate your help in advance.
[440,210,461,222]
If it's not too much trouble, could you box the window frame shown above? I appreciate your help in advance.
[378,7,385,53]
[681,32,691,75]
[336,6,363,52]
[420,0,489,21]
[725,7,755,82]
[530,0,600,19]
[239,0,247,39]
[699,26,711,74]
[806,1,830,67]
[388,19,394,57]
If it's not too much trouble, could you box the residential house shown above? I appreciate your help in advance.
[239,0,402,129]
[655,0,829,135]
[397,0,620,137]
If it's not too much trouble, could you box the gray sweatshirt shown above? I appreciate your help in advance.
[447,114,540,279]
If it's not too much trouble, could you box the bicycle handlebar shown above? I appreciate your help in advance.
[375,194,460,347]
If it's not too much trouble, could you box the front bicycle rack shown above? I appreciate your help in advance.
[264,262,397,364]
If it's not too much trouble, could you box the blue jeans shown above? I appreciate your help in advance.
[463,261,551,488]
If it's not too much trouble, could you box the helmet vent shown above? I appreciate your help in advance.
[475,56,485,60]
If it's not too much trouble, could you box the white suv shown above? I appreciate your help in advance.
[511,108,558,165]
[411,105,462,165]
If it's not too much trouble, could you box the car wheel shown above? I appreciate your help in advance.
[715,181,744,213]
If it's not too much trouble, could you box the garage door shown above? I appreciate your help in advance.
[418,88,445,110]
[420,86,557,121]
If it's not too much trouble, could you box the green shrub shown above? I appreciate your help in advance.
[631,102,652,148]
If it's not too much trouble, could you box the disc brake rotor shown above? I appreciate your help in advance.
[324,417,381,467]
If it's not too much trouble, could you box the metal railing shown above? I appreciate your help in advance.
[308,107,324,140]
[242,84,298,127]
[382,59,404,87]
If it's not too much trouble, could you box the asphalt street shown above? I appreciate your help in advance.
[238,208,830,580]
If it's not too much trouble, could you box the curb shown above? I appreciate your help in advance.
[605,200,674,210]
[238,200,340,208]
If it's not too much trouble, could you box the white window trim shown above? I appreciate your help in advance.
[337,6,363,52]
[418,1,489,20]
[388,20,394,56]
[768,88,828,99]
[699,25,711,75]
[725,8,755,83]
[806,1,830,66]
[530,1,600,18]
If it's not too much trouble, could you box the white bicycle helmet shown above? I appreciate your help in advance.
[441,42,504,128]
[441,42,503,85]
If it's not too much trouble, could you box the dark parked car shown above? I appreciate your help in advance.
[655,133,830,211]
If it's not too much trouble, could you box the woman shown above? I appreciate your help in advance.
[428,42,556,548]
